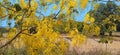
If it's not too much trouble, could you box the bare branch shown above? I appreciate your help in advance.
[53,3,64,19]
[53,9,61,19]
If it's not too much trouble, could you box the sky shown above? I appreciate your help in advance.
[0,0,120,27]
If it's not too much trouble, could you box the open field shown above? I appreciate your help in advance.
[62,33,120,55]
[65,38,120,55]
[0,33,120,55]
[76,38,120,55]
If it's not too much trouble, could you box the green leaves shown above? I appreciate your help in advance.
[14,4,21,12]
[98,36,113,44]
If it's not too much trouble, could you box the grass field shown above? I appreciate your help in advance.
[0,32,120,55]
[63,32,120,55]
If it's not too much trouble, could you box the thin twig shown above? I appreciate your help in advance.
[53,3,64,19]
[53,9,61,19]
[26,0,32,17]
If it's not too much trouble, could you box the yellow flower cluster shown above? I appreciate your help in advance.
[20,0,28,9]
[68,0,78,8]
[80,0,89,9]
[94,26,100,35]
[84,13,95,23]
[2,0,91,54]
[83,23,100,36]
[0,8,6,18]
[31,0,38,11]
[83,13,100,36]
[113,24,116,31]
[53,5,58,10]
[94,4,99,11]
[60,0,65,10]
[46,0,53,2]
[19,18,69,55]
[108,23,117,32]
[69,28,86,47]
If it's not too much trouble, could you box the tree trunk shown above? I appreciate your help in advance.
[109,31,112,36]
[100,31,105,36]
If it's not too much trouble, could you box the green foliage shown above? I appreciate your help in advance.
[98,36,113,44]
[77,22,83,32]
[14,4,21,11]
[115,20,120,31]
[89,1,120,36]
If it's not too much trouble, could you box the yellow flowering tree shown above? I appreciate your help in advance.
[83,13,100,36]
[0,0,90,54]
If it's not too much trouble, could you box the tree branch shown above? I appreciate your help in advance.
[26,10,32,17]
[53,9,61,19]
[0,30,22,49]
[28,0,31,8]
[1,5,16,12]
[0,15,8,18]
[0,29,27,49]
[0,0,32,49]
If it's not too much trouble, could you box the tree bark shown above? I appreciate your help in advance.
[109,31,112,36]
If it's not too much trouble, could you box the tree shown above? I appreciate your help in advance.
[83,13,100,36]
[0,0,89,54]
[89,1,120,36]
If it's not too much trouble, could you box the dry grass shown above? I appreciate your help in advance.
[0,33,120,55]
[62,33,120,55]
[65,37,120,55]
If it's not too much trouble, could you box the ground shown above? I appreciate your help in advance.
[63,32,120,55]
[0,32,120,55]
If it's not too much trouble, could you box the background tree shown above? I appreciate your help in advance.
[89,1,120,36]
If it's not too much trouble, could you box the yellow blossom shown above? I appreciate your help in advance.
[20,0,28,9]
[53,5,58,10]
